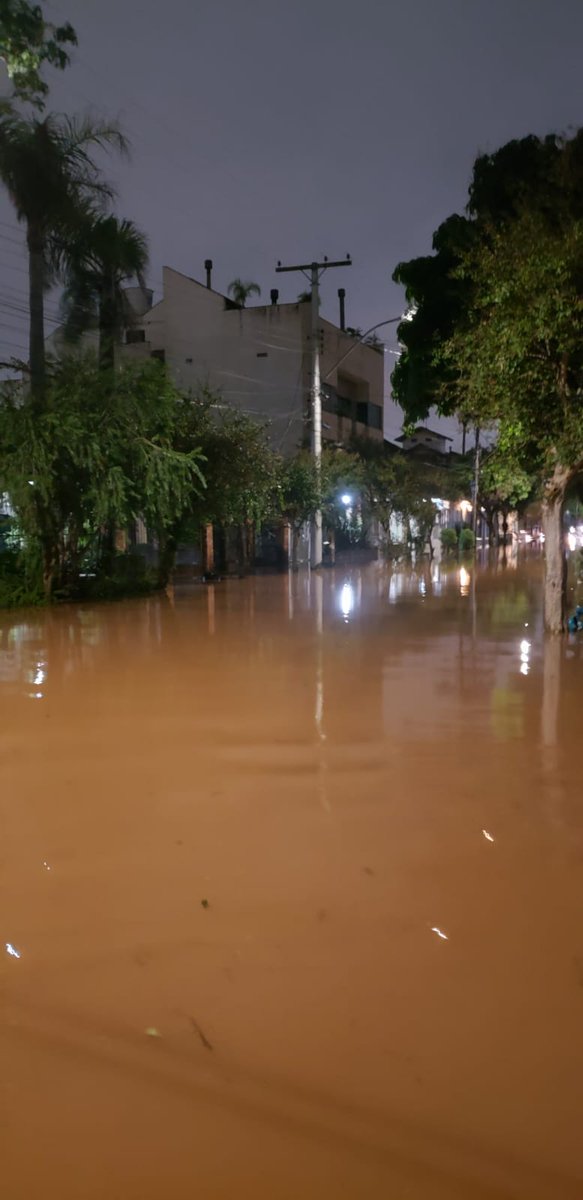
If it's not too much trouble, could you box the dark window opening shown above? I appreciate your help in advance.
[126,328,145,344]
[151,349,165,362]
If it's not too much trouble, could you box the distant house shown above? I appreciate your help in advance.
[393,426,453,455]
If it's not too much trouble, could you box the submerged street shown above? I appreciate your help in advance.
[2,556,583,1199]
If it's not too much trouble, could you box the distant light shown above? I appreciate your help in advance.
[341,493,352,506]
[520,639,530,655]
[5,942,20,958]
[482,829,494,843]
[431,927,448,941]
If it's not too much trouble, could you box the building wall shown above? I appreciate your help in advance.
[140,268,307,455]
[319,318,384,445]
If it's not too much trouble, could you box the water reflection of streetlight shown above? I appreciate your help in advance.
[459,565,470,596]
[519,638,530,675]
[339,582,354,621]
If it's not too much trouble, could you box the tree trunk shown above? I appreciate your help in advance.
[202,523,215,575]
[41,536,58,598]
[157,530,177,589]
[98,278,116,372]
[501,511,509,544]
[27,223,46,406]
[245,519,255,569]
[291,525,300,570]
[542,468,570,634]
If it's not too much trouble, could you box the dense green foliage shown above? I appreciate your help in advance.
[392,130,583,628]
[0,357,205,596]
[0,0,76,107]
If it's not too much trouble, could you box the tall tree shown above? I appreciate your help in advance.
[60,214,149,370]
[392,130,583,631]
[439,208,583,630]
[227,278,261,307]
[0,110,127,402]
[0,0,76,108]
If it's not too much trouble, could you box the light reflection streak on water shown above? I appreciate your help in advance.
[339,582,354,622]
[431,927,448,941]
[459,566,470,596]
[520,638,531,676]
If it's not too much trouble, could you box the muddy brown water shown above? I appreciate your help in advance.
[2,554,583,1199]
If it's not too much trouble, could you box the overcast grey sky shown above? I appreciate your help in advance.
[2,0,583,443]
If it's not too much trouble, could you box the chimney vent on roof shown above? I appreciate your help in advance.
[338,287,346,331]
[204,259,213,289]
[270,288,279,306]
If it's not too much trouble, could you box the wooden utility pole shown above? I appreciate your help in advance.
[276,256,351,566]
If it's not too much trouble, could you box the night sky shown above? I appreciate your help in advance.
[1,0,583,443]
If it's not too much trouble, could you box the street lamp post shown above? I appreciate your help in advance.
[322,316,402,383]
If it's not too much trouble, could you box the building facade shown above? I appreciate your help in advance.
[118,266,385,455]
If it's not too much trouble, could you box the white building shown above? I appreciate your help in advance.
[393,426,453,455]
[117,265,384,455]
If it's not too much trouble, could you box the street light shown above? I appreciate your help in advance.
[322,317,403,382]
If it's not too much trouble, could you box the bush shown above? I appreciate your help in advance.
[70,552,157,601]
[459,528,475,552]
[440,528,458,552]
[0,548,44,608]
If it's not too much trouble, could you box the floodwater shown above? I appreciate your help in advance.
[2,554,583,1200]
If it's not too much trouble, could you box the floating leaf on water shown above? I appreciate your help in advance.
[201,898,210,909]
[145,1027,161,1038]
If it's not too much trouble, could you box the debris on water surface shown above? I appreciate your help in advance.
[145,1027,161,1038]
[190,1017,213,1051]
[5,942,21,958]
[201,898,210,909]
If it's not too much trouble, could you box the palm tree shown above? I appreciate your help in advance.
[61,215,149,371]
[0,107,127,403]
[227,278,261,307]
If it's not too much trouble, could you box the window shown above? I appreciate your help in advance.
[356,401,368,425]
[126,328,145,344]
[368,404,383,430]
[150,349,165,362]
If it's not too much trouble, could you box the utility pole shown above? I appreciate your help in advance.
[276,256,351,567]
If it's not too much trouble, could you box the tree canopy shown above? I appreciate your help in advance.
[0,0,76,107]
[391,130,583,630]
